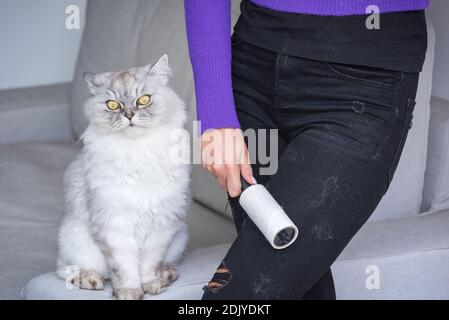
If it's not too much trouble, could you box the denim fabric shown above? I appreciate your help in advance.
[202,35,419,300]
[235,0,428,73]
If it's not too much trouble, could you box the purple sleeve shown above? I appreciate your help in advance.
[184,0,241,133]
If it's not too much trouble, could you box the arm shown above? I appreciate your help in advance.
[184,0,254,197]
[184,0,240,133]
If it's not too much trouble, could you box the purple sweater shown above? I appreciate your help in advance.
[184,0,430,133]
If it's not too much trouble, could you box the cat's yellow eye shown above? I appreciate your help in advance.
[106,100,120,111]
[136,94,151,107]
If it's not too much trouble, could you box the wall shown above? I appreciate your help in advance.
[0,0,86,90]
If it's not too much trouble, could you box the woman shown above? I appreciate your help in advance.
[185,0,429,299]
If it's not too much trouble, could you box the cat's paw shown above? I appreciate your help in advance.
[161,264,178,286]
[77,269,104,290]
[142,278,167,295]
[113,288,144,300]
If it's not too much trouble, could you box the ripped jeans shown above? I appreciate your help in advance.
[202,35,419,300]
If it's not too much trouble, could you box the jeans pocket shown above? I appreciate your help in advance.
[303,99,397,160]
[356,100,396,150]
[326,62,404,88]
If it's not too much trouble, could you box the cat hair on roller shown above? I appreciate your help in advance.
[239,178,299,249]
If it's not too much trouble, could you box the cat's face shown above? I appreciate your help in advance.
[83,54,182,137]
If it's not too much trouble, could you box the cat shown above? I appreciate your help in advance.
[56,54,191,300]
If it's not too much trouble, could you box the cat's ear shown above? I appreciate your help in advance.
[147,53,171,85]
[83,72,101,95]
[83,72,112,95]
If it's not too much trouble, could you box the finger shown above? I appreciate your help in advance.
[226,164,241,198]
[201,135,215,171]
[240,163,256,185]
[213,163,227,190]
[212,163,226,179]
[207,163,217,177]
[240,151,256,185]
[201,152,211,171]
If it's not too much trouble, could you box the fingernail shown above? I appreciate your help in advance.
[251,177,257,184]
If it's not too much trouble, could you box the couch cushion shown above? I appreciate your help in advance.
[422,96,449,212]
[0,142,78,299]
[367,18,435,221]
[333,209,449,299]
[23,209,449,299]
[0,84,72,144]
[0,141,235,299]
[23,245,229,300]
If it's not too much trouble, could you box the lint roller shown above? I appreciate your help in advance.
[239,178,299,249]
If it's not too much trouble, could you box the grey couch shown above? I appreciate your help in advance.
[1,0,449,300]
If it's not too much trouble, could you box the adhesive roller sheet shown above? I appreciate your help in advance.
[239,184,299,249]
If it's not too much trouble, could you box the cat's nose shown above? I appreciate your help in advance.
[124,110,135,120]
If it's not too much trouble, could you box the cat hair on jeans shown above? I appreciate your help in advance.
[56,54,191,300]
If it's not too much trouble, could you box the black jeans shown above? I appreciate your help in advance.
[202,35,419,300]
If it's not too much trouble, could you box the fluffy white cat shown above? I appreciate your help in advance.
[57,54,191,300]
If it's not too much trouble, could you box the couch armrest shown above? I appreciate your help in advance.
[421,96,449,212]
[333,207,449,299]
[339,207,449,262]
[0,83,73,144]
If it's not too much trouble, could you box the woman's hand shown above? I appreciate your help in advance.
[201,128,256,197]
